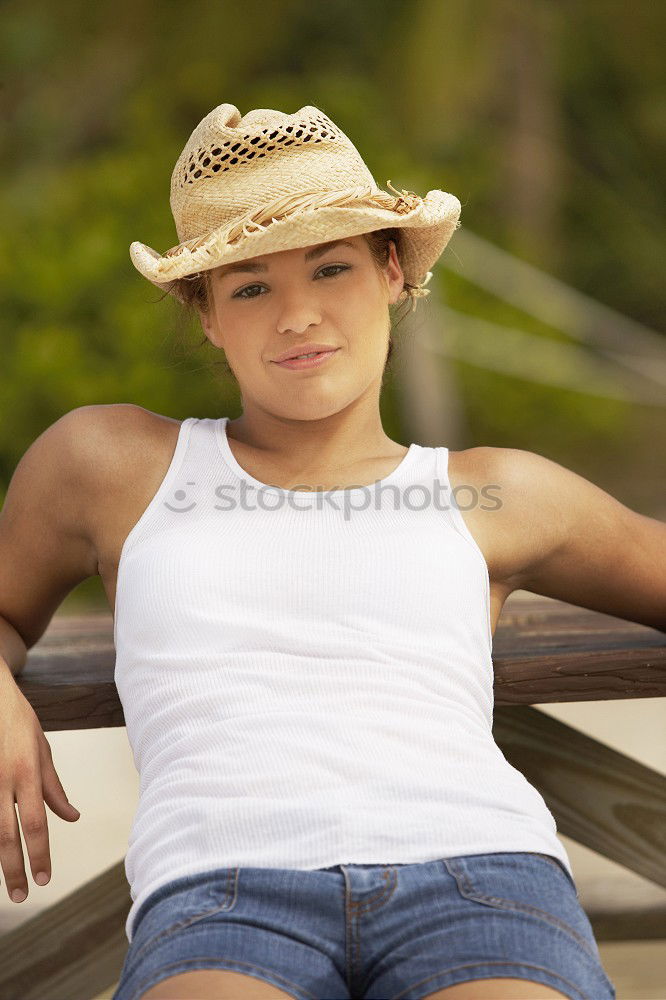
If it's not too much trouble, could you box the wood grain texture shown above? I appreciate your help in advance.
[12,594,665,732]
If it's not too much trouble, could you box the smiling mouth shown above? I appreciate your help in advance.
[273,349,340,369]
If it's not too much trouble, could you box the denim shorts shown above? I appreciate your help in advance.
[113,852,616,1000]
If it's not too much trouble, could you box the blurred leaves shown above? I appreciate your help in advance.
[1,0,664,530]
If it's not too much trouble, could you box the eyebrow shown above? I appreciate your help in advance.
[217,239,358,276]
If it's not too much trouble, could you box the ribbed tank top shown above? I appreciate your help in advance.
[114,416,573,943]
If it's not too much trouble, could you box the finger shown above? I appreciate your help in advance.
[0,798,29,902]
[38,735,80,822]
[14,779,52,897]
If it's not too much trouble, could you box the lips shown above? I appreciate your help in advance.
[273,349,339,371]
[272,344,339,364]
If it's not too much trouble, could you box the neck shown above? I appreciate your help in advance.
[225,401,399,476]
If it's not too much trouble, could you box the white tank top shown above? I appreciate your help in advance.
[114,416,573,943]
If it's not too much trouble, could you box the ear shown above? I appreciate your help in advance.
[194,272,220,343]
[385,239,405,305]
[197,306,211,335]
[197,304,220,348]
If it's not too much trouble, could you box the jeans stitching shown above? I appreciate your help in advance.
[345,867,398,993]
[348,866,397,914]
[127,868,240,973]
[391,958,590,1000]
[441,857,599,963]
[534,853,580,897]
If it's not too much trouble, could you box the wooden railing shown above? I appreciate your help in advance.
[1,592,664,1000]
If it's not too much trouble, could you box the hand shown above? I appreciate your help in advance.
[0,682,80,903]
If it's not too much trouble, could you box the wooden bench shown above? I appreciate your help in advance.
[1,592,664,1000]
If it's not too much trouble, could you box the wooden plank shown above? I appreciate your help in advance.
[0,862,130,1000]
[493,705,666,888]
[11,596,665,732]
[492,595,666,703]
[586,903,666,942]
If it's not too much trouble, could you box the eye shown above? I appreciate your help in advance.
[317,264,350,279]
[232,263,351,300]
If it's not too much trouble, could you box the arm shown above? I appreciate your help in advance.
[0,616,28,679]
[477,448,666,633]
[0,410,96,905]
[0,407,101,669]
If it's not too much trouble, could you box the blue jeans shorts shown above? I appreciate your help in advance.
[113,852,616,1000]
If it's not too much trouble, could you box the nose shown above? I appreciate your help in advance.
[275,286,322,335]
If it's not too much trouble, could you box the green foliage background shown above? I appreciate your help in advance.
[1,0,664,608]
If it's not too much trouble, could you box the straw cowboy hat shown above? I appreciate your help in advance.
[129,102,462,310]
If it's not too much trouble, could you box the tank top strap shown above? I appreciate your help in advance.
[435,444,492,650]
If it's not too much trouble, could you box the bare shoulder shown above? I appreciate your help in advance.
[450,442,631,528]
[449,447,666,627]
[448,443,542,480]
[24,404,181,552]
[65,401,179,453]
[449,444,567,504]
[447,444,576,587]
[60,403,180,493]
[447,445,542,586]
[0,405,180,648]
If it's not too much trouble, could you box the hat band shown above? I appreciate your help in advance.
[163,179,424,265]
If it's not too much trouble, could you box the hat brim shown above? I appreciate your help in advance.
[130,189,461,302]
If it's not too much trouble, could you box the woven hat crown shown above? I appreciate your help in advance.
[169,103,379,249]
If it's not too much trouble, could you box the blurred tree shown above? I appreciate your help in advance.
[1,0,664,570]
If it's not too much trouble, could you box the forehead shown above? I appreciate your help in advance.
[213,236,365,277]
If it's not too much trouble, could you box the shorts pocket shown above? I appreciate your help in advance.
[441,852,598,963]
[128,868,240,971]
[532,852,579,897]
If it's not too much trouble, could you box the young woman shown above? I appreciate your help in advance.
[4,101,662,1000]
